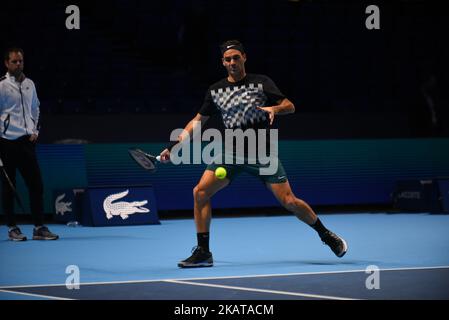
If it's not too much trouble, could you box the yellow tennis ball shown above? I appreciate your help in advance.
[215,167,227,179]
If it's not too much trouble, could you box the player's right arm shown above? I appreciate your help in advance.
[159,113,210,163]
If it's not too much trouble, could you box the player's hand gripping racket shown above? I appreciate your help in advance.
[128,148,161,172]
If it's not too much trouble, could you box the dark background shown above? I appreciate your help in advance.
[1,0,448,142]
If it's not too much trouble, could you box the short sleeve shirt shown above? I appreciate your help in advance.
[199,74,285,129]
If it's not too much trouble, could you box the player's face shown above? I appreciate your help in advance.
[5,52,24,78]
[222,49,246,76]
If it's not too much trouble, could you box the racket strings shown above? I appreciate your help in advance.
[129,149,157,171]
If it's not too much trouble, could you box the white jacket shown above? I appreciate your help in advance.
[0,73,40,140]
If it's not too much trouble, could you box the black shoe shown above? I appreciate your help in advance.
[321,230,348,257]
[8,226,27,241]
[178,246,213,268]
[32,226,59,240]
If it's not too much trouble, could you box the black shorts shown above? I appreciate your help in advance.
[206,156,288,184]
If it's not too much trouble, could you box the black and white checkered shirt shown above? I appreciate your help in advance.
[199,74,285,129]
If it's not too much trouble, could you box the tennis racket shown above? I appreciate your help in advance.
[128,148,161,172]
[0,157,27,212]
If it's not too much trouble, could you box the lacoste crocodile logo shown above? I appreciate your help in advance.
[103,189,149,220]
[55,194,72,216]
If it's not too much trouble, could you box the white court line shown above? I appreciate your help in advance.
[1,265,448,290]
[160,265,449,282]
[0,289,74,300]
[164,279,359,300]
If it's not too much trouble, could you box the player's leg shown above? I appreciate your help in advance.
[266,180,348,257]
[246,158,348,258]
[266,180,317,225]
[16,139,58,240]
[193,169,230,233]
[0,139,27,241]
[0,156,18,227]
[178,168,232,268]
[17,143,44,227]
[244,160,316,223]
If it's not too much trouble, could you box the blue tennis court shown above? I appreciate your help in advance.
[1,213,448,300]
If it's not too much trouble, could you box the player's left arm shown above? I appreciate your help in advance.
[29,83,40,142]
[257,98,295,125]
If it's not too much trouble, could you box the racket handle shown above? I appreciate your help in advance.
[156,155,161,162]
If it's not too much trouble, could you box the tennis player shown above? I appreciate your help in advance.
[160,40,347,268]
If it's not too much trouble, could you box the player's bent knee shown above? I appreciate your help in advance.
[282,195,304,211]
[193,185,210,204]
[281,195,295,209]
